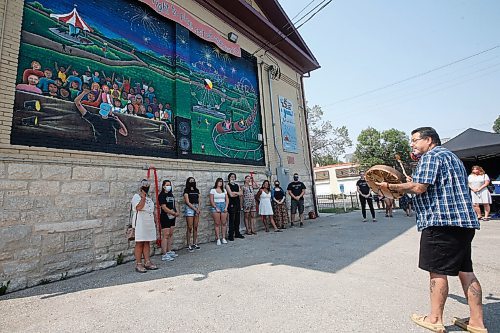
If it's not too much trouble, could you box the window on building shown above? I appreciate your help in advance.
[315,171,329,181]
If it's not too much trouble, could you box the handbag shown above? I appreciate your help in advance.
[484,175,494,194]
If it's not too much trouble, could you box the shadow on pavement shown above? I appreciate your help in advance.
[0,210,418,300]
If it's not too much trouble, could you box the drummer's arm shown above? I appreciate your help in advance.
[377,181,428,195]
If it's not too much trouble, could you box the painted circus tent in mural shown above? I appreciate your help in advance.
[12,0,264,165]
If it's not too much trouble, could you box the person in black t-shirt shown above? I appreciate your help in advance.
[75,89,128,144]
[225,172,244,241]
[183,177,201,252]
[356,171,376,222]
[159,179,180,261]
[287,173,306,227]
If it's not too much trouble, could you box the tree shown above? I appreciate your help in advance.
[493,115,500,133]
[354,127,412,173]
[307,104,352,166]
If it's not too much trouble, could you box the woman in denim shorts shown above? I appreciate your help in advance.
[210,178,229,245]
[183,177,201,252]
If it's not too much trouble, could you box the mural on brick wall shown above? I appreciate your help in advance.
[11,0,265,165]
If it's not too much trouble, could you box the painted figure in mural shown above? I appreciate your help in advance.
[287,173,306,227]
[81,91,102,107]
[131,179,158,273]
[210,178,229,246]
[159,179,180,262]
[272,180,289,229]
[44,82,59,98]
[242,175,258,235]
[37,68,54,93]
[54,62,71,83]
[22,60,44,83]
[183,177,201,252]
[16,72,42,94]
[226,173,245,241]
[74,89,128,144]
[256,180,281,232]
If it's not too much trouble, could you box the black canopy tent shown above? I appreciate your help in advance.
[443,128,500,179]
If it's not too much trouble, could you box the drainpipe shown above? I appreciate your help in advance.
[300,74,319,217]
[267,65,283,168]
[0,0,9,71]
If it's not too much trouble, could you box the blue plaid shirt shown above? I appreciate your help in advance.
[412,146,479,231]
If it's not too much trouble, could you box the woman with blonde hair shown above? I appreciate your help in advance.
[468,165,492,221]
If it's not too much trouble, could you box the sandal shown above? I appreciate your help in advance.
[452,317,488,333]
[135,263,147,273]
[411,314,446,333]
[144,261,158,270]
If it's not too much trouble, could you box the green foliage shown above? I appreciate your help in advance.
[354,127,411,171]
[493,115,500,133]
[307,104,353,166]
[0,280,10,295]
[116,253,124,265]
[319,207,355,214]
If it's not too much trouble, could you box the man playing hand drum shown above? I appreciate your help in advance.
[376,127,487,333]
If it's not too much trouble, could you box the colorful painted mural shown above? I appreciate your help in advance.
[11,0,264,165]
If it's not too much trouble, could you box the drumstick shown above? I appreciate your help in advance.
[395,154,409,178]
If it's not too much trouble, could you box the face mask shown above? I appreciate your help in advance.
[275,183,280,187]
[230,180,235,184]
[141,186,150,194]
[190,181,196,188]
[293,176,299,181]
[164,186,172,192]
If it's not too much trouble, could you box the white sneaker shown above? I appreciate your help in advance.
[216,239,221,246]
[161,253,174,261]
[221,238,228,244]
[167,251,178,257]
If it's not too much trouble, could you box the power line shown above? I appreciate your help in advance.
[324,45,500,107]
[252,0,332,56]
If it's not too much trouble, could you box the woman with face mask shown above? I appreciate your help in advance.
[159,180,180,261]
[184,177,201,252]
[272,180,289,229]
[131,179,158,273]
[256,180,281,232]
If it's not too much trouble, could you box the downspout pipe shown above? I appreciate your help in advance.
[300,74,319,217]
[267,65,283,168]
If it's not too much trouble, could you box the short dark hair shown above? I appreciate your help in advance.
[227,172,236,181]
[411,127,441,146]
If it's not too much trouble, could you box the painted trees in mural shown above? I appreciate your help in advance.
[11,0,264,165]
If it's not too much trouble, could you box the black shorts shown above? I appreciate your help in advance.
[291,199,304,214]
[419,226,475,276]
[160,216,176,229]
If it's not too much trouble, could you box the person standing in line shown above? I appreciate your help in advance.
[272,180,289,229]
[210,178,229,245]
[376,127,487,333]
[242,175,259,235]
[356,171,377,222]
[468,165,492,221]
[159,180,179,261]
[226,173,245,241]
[256,180,281,232]
[131,179,158,273]
[287,173,306,227]
[183,177,201,252]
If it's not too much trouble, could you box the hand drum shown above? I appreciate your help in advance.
[365,165,405,199]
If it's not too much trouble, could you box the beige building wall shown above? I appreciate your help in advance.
[0,0,314,292]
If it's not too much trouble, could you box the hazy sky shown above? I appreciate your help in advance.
[278,0,500,154]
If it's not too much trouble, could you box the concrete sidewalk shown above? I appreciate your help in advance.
[1,210,499,332]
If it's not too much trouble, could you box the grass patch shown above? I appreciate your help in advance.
[319,207,356,214]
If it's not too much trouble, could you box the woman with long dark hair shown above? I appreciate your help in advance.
[159,179,180,261]
[256,180,281,232]
[210,178,229,245]
[184,177,201,252]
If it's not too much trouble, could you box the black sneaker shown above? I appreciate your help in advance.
[299,222,304,228]
[227,236,234,241]
[290,222,295,227]
[235,234,245,239]
[194,244,201,250]
[188,245,194,252]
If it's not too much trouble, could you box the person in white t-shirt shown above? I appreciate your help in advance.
[210,178,229,245]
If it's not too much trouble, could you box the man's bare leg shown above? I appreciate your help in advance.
[426,273,448,324]
[459,271,486,329]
